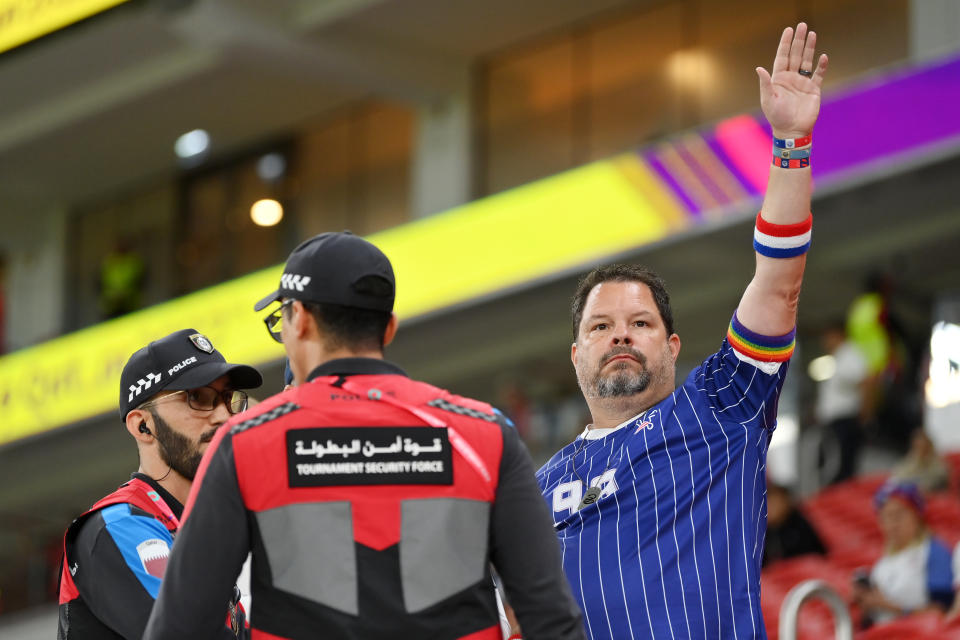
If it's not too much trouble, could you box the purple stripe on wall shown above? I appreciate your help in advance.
[642,149,702,218]
[703,134,762,198]
[672,141,732,208]
[814,55,960,177]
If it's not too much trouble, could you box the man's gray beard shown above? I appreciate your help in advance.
[593,368,651,398]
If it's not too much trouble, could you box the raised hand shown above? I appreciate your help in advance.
[756,23,828,139]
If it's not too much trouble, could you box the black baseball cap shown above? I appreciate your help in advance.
[119,329,263,421]
[253,232,395,313]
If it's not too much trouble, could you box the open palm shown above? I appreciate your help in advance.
[757,23,829,139]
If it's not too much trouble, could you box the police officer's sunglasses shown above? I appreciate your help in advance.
[140,386,249,415]
[263,299,294,343]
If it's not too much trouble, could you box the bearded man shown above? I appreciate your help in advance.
[57,329,261,639]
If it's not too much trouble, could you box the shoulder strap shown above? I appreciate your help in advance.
[59,478,179,604]
[86,478,180,532]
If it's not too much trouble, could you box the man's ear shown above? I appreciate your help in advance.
[382,313,399,348]
[291,300,312,339]
[126,408,152,443]
[668,333,681,362]
[571,342,577,369]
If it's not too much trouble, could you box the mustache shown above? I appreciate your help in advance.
[199,428,219,444]
[600,346,646,368]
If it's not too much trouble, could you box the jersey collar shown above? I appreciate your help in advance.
[579,411,647,441]
[306,357,408,382]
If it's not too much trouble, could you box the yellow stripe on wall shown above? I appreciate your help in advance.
[0,0,130,54]
[0,155,684,446]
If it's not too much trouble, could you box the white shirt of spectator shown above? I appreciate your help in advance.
[951,541,960,589]
[815,341,869,424]
[870,539,931,624]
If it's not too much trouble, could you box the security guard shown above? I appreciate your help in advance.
[144,233,585,640]
[58,329,262,639]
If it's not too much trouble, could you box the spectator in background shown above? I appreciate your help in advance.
[847,270,918,448]
[852,481,954,627]
[815,320,873,484]
[99,238,146,319]
[763,481,826,566]
[891,428,949,493]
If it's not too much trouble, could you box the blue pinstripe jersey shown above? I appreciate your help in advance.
[537,336,789,640]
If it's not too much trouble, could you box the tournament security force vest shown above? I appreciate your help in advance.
[231,373,506,640]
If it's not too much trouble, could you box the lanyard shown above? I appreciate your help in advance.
[338,378,494,494]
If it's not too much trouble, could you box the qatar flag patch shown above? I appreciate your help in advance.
[136,538,170,578]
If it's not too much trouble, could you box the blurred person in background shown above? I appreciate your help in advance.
[143,232,585,640]
[891,428,949,493]
[847,270,918,448]
[763,481,826,566]
[98,237,146,320]
[57,329,261,639]
[815,320,873,484]
[536,23,827,639]
[852,480,954,627]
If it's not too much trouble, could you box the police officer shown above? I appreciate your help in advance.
[143,233,585,640]
[58,329,262,639]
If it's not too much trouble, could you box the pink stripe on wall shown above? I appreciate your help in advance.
[714,115,769,193]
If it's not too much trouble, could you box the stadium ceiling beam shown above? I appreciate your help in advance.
[0,47,219,155]
[166,0,470,104]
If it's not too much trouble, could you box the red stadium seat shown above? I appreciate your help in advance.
[855,612,944,639]
[761,473,960,639]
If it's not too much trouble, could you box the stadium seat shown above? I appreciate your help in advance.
[855,612,944,639]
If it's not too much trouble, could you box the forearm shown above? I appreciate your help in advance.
[738,23,826,335]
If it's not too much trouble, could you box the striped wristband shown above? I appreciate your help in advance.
[773,134,812,149]
[753,212,812,258]
[772,156,809,169]
[727,311,796,362]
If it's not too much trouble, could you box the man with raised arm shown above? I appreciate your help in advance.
[536,24,828,639]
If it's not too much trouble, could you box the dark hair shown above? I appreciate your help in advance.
[302,301,392,352]
[571,264,674,340]
[286,275,393,352]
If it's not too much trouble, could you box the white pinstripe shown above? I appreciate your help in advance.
[592,440,616,639]
[608,435,638,640]
[737,420,758,638]
[577,445,595,640]
[658,409,693,639]
[673,407,709,638]
[642,423,677,639]
[628,436,657,638]
[684,387,722,638]
[712,407,740,640]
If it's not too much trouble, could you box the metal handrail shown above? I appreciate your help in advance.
[778,579,853,640]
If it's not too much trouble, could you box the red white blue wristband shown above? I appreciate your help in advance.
[773,134,812,149]
[753,212,812,258]
[772,156,809,169]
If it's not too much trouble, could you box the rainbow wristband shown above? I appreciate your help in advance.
[773,134,812,149]
[727,310,796,362]
[753,212,812,258]
[772,156,809,169]
[773,146,811,160]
